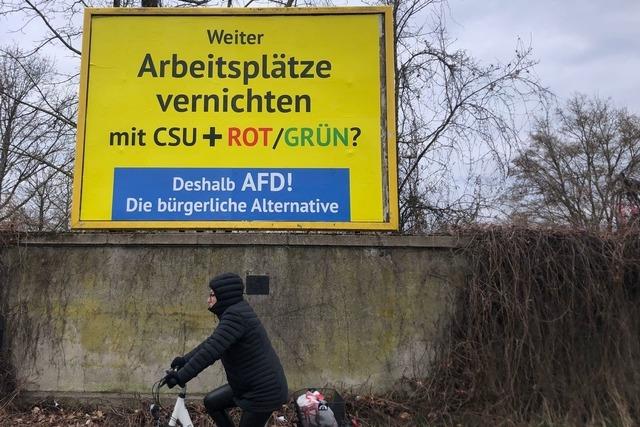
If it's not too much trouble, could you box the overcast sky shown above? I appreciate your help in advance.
[2,0,639,114]
[447,0,640,114]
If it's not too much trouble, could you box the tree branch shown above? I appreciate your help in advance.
[24,0,82,56]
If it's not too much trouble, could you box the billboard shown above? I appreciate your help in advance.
[72,7,397,230]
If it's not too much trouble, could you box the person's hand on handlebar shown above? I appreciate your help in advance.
[170,356,186,370]
[163,370,185,389]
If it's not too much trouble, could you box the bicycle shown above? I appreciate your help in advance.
[149,372,285,427]
[150,370,194,427]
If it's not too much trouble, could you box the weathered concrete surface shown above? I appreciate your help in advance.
[0,233,465,396]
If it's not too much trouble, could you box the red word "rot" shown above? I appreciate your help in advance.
[228,127,273,146]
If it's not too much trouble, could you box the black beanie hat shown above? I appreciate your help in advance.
[209,272,244,315]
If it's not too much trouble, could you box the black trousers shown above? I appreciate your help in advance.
[203,384,272,427]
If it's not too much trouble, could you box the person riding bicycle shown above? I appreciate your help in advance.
[163,272,288,427]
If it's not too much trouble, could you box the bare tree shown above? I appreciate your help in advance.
[506,94,640,231]
[386,0,550,232]
[21,169,73,230]
[0,46,75,230]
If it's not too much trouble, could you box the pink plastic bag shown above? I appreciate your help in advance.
[296,390,325,427]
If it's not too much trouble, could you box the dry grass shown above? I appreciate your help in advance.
[416,227,640,426]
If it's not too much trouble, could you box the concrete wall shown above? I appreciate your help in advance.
[0,233,465,397]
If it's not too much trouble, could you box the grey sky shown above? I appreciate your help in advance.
[447,0,640,113]
[2,0,639,113]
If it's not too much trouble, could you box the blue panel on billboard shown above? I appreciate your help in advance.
[112,168,350,221]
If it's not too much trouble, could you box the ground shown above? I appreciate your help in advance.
[0,394,415,426]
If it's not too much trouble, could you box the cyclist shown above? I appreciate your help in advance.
[164,272,288,427]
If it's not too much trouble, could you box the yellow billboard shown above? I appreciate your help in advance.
[72,7,397,230]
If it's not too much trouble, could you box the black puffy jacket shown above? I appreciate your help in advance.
[176,273,288,413]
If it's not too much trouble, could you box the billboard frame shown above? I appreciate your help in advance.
[71,6,398,231]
